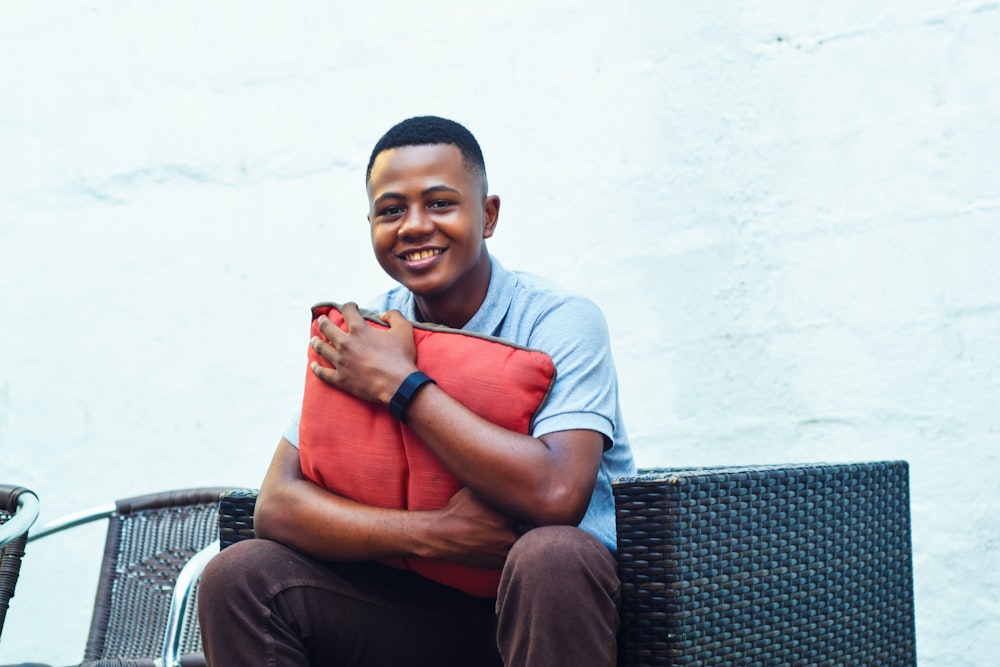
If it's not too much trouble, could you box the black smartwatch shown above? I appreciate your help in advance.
[388,371,436,424]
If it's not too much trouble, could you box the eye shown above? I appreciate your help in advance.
[428,200,454,209]
[377,205,405,218]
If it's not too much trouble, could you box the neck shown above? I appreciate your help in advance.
[413,253,492,329]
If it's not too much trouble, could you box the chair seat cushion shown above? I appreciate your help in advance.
[298,303,556,596]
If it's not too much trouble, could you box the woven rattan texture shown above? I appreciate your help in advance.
[92,500,220,661]
[614,461,916,667]
[219,488,259,549]
[1,508,28,640]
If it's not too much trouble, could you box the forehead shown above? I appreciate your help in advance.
[367,144,473,197]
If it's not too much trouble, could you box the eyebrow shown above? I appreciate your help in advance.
[372,185,462,207]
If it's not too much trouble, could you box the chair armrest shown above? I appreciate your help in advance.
[160,540,220,667]
[1,485,39,639]
[613,461,916,666]
[0,485,39,548]
[27,502,117,542]
[219,489,259,549]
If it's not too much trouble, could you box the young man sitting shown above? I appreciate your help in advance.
[198,115,636,666]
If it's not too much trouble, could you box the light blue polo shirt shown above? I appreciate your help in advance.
[285,255,636,551]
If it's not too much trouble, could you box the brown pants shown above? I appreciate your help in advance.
[198,526,620,666]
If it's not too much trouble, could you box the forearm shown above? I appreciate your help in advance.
[403,383,601,526]
[255,440,432,562]
[256,481,428,562]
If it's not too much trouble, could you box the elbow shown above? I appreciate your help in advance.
[253,488,284,542]
[531,483,592,527]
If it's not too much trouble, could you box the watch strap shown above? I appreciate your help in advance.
[388,371,436,424]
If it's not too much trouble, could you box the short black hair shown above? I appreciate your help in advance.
[366,116,488,194]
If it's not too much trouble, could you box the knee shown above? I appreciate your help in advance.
[503,526,617,590]
[199,540,253,604]
[199,539,285,608]
[496,527,621,663]
[508,525,586,566]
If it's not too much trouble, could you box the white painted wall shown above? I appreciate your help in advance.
[1,1,997,664]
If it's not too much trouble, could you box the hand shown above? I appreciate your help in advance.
[426,488,519,569]
[310,303,419,405]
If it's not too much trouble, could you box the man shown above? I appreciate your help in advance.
[199,116,636,666]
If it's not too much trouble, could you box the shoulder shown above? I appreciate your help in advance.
[510,269,602,313]
[507,270,611,349]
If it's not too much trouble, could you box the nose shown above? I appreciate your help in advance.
[398,207,434,237]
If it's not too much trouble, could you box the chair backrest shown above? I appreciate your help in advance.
[1,484,40,642]
[82,487,232,663]
[614,461,916,666]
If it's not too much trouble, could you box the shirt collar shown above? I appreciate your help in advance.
[398,255,515,336]
[459,255,515,337]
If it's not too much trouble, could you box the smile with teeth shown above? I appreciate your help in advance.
[402,249,443,261]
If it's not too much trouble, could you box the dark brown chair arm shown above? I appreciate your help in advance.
[219,488,259,550]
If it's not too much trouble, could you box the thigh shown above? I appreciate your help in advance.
[496,526,621,667]
[202,539,502,667]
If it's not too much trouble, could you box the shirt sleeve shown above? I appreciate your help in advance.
[526,295,619,448]
[283,411,301,448]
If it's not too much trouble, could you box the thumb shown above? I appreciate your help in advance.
[380,309,411,328]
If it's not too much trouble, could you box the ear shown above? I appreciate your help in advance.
[482,195,500,239]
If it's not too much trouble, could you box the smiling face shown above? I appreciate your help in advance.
[367,143,500,328]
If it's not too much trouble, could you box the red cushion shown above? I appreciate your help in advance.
[298,303,556,597]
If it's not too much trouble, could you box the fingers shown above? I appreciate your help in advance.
[381,310,415,347]
[317,303,389,340]
[316,315,345,345]
[312,307,350,377]
[309,334,337,381]
[309,359,338,385]
[339,302,366,330]
[314,303,364,352]
[380,309,408,328]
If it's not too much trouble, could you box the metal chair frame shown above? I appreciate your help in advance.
[1,485,40,643]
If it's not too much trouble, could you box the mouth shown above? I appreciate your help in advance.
[399,248,444,262]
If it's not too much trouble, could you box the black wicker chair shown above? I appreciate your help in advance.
[612,462,916,666]
[1,485,40,644]
[4,487,234,667]
[217,461,916,667]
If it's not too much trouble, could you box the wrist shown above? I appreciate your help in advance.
[388,371,436,424]
[407,509,439,559]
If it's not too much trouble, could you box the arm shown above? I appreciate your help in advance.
[254,437,519,568]
[404,387,604,526]
[311,304,605,527]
